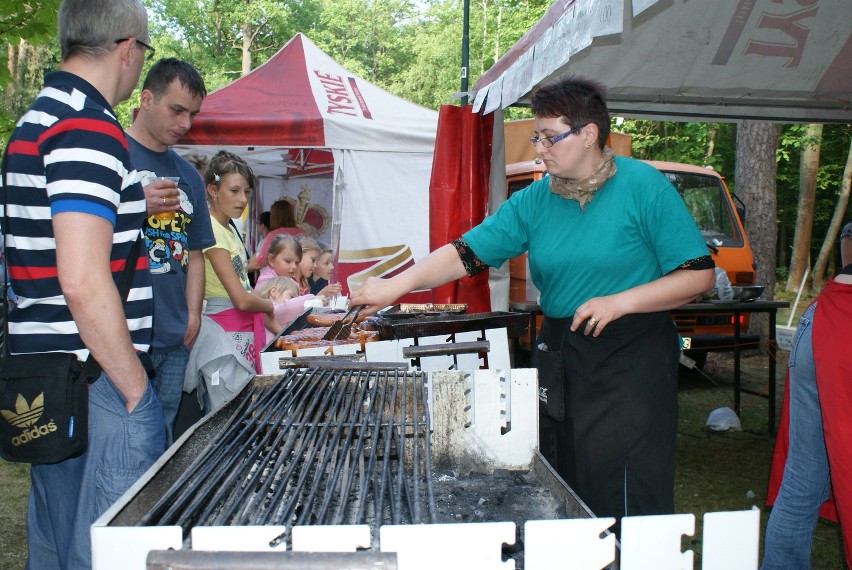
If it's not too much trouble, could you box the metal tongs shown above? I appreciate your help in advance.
[321,304,366,340]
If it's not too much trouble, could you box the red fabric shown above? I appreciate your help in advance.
[178,35,324,147]
[428,105,493,313]
[766,279,852,561]
[813,279,852,563]
[207,309,266,373]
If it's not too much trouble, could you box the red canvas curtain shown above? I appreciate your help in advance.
[428,105,494,313]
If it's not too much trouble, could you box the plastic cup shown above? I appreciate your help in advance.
[153,176,180,220]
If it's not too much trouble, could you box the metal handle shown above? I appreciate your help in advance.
[147,550,398,570]
[402,340,490,358]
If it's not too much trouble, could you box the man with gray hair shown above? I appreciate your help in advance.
[1,0,167,567]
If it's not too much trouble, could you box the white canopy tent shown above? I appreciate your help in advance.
[174,33,438,295]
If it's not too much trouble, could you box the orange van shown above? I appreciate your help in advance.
[505,135,758,366]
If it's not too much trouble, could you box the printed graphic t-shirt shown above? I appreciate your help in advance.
[127,137,215,349]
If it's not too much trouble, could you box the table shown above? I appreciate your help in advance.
[510,300,790,435]
[676,300,789,435]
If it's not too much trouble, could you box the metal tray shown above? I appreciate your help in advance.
[375,311,530,340]
[260,308,313,352]
[381,303,468,318]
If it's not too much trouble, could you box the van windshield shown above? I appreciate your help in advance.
[662,171,744,248]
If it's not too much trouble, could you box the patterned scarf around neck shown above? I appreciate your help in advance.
[548,146,617,210]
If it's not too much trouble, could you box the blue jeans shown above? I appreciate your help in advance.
[25,375,165,570]
[762,303,830,570]
[150,344,189,445]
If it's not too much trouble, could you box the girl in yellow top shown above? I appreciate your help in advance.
[202,151,275,366]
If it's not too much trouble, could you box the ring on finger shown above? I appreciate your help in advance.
[589,317,598,326]
[163,197,167,205]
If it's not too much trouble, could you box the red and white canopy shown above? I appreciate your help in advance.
[177,33,437,177]
[175,34,439,298]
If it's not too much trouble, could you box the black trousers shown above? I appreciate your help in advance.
[534,311,679,534]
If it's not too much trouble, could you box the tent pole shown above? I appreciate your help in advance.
[460,0,470,106]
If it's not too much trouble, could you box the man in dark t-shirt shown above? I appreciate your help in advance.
[126,59,214,444]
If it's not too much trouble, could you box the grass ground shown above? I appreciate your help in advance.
[676,350,847,568]
[0,292,846,568]
[0,461,28,570]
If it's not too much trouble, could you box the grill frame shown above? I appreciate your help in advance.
[93,367,610,569]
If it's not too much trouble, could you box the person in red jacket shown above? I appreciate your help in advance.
[763,221,852,569]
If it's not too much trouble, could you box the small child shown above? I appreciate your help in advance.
[309,243,334,295]
[298,236,342,298]
[254,276,319,343]
[256,234,301,289]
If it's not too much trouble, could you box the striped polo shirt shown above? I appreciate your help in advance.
[1,71,153,360]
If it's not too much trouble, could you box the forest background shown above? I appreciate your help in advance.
[2,0,851,295]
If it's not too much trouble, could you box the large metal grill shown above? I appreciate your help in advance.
[94,366,610,569]
[137,367,436,547]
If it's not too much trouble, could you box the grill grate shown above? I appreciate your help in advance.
[137,368,436,547]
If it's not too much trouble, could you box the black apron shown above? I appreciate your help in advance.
[533,311,679,533]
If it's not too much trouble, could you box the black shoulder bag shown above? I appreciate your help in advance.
[0,150,141,464]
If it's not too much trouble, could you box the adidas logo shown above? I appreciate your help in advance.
[2,393,44,428]
[2,393,58,446]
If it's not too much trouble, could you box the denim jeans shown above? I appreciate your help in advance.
[25,375,165,570]
[150,344,190,445]
[762,302,830,570]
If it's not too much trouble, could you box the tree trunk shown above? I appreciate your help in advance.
[241,22,252,76]
[704,124,717,163]
[15,40,27,91]
[813,137,852,289]
[495,6,502,65]
[5,42,15,113]
[735,121,778,334]
[786,123,822,292]
[480,0,488,76]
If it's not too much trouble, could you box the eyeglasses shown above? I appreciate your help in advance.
[115,37,156,61]
[530,124,586,148]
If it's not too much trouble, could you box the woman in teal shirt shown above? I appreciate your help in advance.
[352,76,714,534]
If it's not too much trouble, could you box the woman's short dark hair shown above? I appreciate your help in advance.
[531,76,610,150]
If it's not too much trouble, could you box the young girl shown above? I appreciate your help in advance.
[256,234,301,289]
[297,235,342,298]
[201,150,274,368]
[309,243,334,295]
[254,277,318,343]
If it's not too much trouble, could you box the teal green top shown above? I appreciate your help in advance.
[464,156,709,318]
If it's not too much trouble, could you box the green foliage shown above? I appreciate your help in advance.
[775,123,852,266]
[0,0,60,48]
[313,0,419,87]
[616,120,737,175]
[0,1,61,140]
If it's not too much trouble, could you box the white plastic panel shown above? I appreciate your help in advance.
[91,525,182,570]
[701,508,760,570]
[191,526,289,551]
[620,514,695,570]
[292,525,371,552]
[525,518,617,570]
[381,522,516,569]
